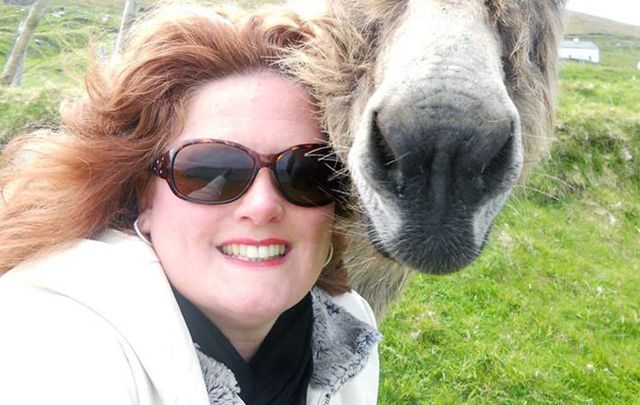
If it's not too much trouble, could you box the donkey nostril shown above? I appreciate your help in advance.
[368,111,410,198]
[371,112,399,171]
[482,135,513,178]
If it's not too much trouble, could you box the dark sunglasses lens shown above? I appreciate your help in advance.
[172,143,254,203]
[276,146,341,206]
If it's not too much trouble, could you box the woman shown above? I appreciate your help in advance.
[0,4,380,405]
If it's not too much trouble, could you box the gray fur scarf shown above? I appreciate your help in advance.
[195,288,381,404]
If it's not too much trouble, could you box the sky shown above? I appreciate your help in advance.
[567,0,640,27]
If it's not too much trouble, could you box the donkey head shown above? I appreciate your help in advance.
[296,0,566,275]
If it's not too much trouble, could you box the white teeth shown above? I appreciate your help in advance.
[246,245,258,259]
[258,246,269,257]
[221,244,287,261]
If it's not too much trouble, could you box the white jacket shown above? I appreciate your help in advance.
[0,230,380,405]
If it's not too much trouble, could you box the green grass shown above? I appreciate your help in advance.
[530,63,640,202]
[1,2,639,404]
[0,85,63,144]
[380,198,640,403]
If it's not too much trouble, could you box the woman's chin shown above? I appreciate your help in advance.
[217,289,298,323]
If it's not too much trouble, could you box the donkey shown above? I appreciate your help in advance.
[289,0,567,317]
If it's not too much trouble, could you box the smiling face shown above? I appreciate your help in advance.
[139,72,334,332]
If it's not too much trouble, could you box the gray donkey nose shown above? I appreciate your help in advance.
[370,94,521,214]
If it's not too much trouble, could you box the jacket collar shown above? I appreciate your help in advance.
[196,288,381,403]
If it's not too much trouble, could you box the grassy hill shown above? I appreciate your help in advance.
[564,11,640,68]
[1,2,639,404]
[566,11,640,37]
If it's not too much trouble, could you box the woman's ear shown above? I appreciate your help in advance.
[137,209,152,233]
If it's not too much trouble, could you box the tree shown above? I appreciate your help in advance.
[113,0,139,55]
[1,0,51,86]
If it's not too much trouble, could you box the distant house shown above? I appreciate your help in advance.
[559,38,600,63]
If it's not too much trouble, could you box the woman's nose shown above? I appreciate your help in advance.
[233,168,286,224]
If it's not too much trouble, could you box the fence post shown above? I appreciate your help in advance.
[113,0,139,55]
[1,0,52,86]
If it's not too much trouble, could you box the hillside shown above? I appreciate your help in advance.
[564,11,640,68]
[566,11,640,37]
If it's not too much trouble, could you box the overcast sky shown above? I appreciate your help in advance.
[567,0,640,27]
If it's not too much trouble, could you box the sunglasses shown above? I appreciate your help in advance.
[151,139,344,207]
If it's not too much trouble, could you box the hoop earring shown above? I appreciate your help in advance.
[133,219,152,246]
[323,242,334,268]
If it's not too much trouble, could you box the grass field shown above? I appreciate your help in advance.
[2,2,639,403]
[377,63,640,404]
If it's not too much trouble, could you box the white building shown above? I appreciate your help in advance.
[559,38,600,63]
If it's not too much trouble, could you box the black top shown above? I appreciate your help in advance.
[173,288,313,405]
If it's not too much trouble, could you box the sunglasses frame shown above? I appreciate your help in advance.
[151,138,340,207]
